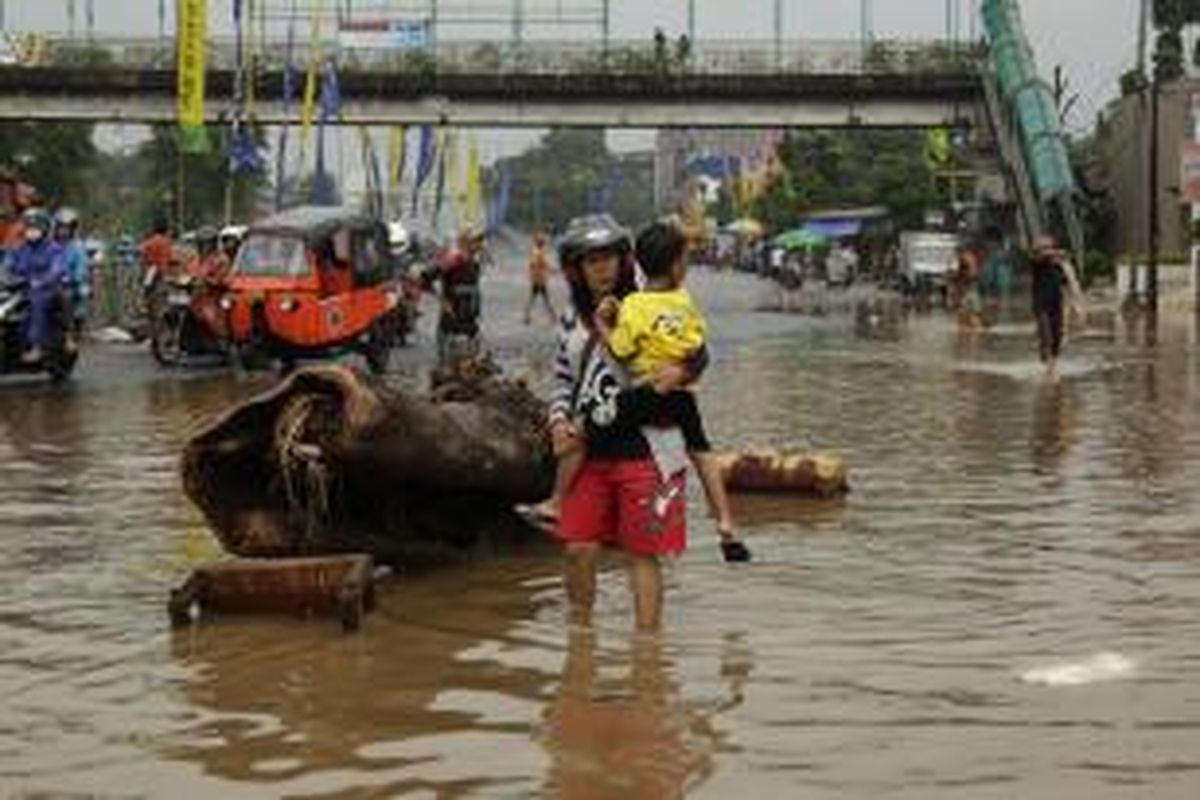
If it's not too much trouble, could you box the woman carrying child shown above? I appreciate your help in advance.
[545,214,748,634]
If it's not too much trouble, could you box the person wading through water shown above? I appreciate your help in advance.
[544,214,747,634]
[1029,235,1084,380]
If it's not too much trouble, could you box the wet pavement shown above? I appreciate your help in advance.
[1,263,1199,798]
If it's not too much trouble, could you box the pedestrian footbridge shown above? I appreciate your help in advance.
[0,38,981,128]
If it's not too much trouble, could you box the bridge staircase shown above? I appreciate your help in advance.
[979,0,1085,264]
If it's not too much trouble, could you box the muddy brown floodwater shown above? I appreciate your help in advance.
[1,267,1199,799]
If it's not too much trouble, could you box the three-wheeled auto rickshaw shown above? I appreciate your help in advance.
[220,207,412,374]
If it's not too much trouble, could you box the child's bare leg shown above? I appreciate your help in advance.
[689,450,735,535]
[539,446,584,518]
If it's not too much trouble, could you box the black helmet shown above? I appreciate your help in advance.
[557,213,631,267]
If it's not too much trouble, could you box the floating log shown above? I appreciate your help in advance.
[715,450,849,497]
[168,554,375,632]
[181,365,555,568]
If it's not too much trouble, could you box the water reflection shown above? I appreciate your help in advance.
[1030,378,1079,478]
[540,630,750,800]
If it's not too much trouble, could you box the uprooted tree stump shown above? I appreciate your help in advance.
[181,364,556,568]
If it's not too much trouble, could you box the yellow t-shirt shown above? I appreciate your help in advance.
[607,287,707,379]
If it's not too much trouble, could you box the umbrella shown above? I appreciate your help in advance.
[725,218,764,237]
[773,228,827,251]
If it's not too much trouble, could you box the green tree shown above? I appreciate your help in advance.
[750,129,951,232]
[1153,0,1188,82]
[497,128,653,233]
[128,125,267,233]
[0,121,98,206]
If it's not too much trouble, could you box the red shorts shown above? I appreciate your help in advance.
[557,458,687,557]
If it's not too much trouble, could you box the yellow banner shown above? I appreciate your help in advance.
[443,128,459,214]
[177,0,208,128]
[464,135,482,225]
[300,2,324,163]
[388,126,407,189]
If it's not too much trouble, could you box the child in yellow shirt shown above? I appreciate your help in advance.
[594,220,747,561]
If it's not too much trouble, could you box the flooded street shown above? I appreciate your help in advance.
[2,265,1199,799]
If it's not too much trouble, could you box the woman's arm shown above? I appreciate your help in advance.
[547,324,576,427]
[1060,255,1085,313]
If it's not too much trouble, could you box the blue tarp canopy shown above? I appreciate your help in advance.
[686,154,738,180]
[803,218,862,239]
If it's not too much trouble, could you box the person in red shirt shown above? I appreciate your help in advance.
[185,227,231,339]
[138,219,175,277]
[422,226,486,366]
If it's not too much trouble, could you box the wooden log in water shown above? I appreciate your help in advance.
[168,554,375,632]
[715,450,849,497]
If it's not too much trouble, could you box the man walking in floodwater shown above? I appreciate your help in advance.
[1030,235,1084,378]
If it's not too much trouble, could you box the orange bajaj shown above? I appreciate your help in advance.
[222,207,406,374]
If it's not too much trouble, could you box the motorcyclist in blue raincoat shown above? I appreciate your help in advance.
[54,207,90,334]
[5,208,70,361]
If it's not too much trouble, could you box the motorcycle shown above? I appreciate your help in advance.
[0,280,78,381]
[148,273,229,366]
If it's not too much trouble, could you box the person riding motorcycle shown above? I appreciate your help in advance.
[183,226,231,339]
[4,208,70,362]
[187,226,231,285]
[219,225,245,265]
[422,225,486,365]
[53,207,90,334]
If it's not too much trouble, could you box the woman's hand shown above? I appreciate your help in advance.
[593,296,620,332]
[549,418,580,457]
[650,362,691,394]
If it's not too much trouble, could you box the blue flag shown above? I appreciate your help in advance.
[410,125,436,216]
[487,162,513,235]
[319,58,341,122]
[230,128,266,174]
[432,143,447,229]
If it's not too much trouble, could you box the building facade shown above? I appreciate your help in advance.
[1099,80,1200,259]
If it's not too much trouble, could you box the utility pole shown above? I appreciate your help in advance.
[773,0,782,68]
[860,0,872,63]
[0,1,6,34]
[601,0,610,62]
[429,0,438,59]
[1148,67,1161,315]
[1191,92,1200,313]
[512,0,524,49]
[688,0,695,44]
[1137,0,1149,77]
[158,0,166,44]
[67,0,76,38]
[86,0,94,41]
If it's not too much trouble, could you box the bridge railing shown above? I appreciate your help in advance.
[25,36,980,76]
